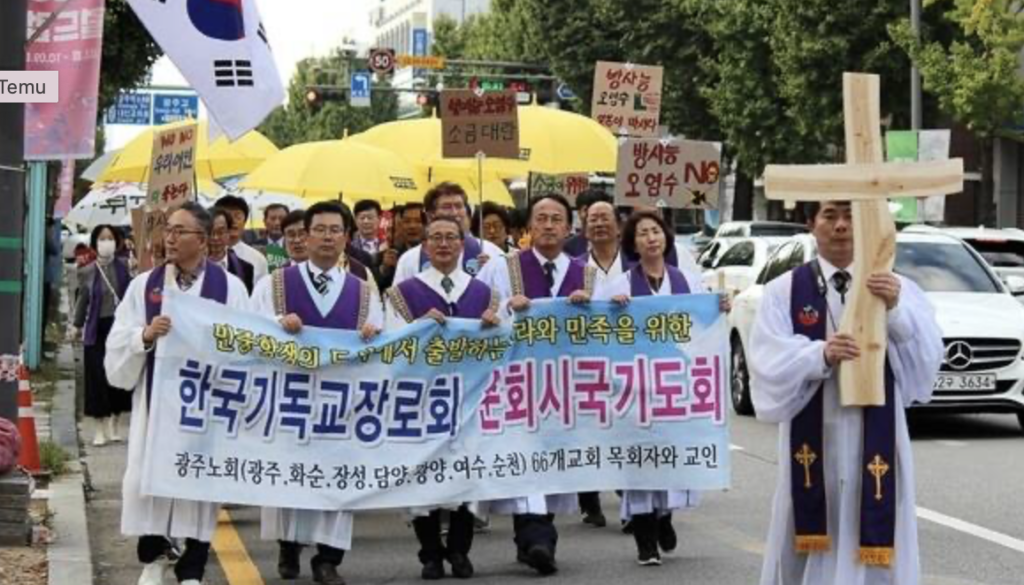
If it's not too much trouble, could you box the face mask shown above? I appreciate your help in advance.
[97,240,116,259]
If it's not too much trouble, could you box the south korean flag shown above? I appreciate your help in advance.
[127,0,285,141]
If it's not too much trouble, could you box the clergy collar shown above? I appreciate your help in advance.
[422,265,469,285]
[817,256,855,281]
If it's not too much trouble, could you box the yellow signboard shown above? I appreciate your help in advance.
[396,55,446,70]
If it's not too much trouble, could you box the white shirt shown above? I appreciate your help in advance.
[384,266,472,330]
[585,246,626,288]
[234,241,269,283]
[250,261,383,327]
[393,237,504,285]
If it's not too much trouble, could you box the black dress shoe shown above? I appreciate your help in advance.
[278,542,302,580]
[658,515,677,553]
[582,509,607,528]
[311,562,347,585]
[526,545,557,576]
[421,559,445,580]
[448,552,474,579]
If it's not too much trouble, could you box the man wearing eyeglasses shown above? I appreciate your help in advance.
[104,203,251,585]
[250,201,383,585]
[393,182,504,285]
[383,217,500,580]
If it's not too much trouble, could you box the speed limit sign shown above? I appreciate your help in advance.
[368,48,396,76]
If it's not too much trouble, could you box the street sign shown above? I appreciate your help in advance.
[105,92,152,125]
[413,29,428,57]
[397,55,446,70]
[153,93,199,125]
[556,83,576,101]
[350,71,372,108]
[368,47,396,76]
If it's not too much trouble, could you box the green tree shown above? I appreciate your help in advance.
[890,0,1024,224]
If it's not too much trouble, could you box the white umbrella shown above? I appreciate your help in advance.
[66,181,224,229]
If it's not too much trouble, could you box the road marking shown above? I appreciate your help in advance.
[934,440,968,448]
[917,506,1024,555]
[212,509,265,585]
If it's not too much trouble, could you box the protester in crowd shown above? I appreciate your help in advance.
[384,217,501,580]
[578,193,631,288]
[257,203,291,273]
[72,225,132,447]
[379,203,426,290]
[105,203,250,585]
[217,195,269,284]
[43,217,62,332]
[563,189,601,258]
[352,199,386,258]
[509,208,529,250]
[252,201,382,585]
[621,206,702,274]
[280,209,309,266]
[472,202,515,253]
[595,210,729,565]
[394,183,503,285]
[207,208,254,292]
[333,201,380,291]
[477,193,596,576]
[750,200,943,585]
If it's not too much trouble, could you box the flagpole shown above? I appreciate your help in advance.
[476,151,485,238]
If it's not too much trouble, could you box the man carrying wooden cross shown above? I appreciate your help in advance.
[749,73,950,585]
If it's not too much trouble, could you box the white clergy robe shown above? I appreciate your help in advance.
[584,246,627,289]
[251,261,382,550]
[393,238,504,285]
[105,265,250,542]
[594,267,705,520]
[234,241,269,284]
[750,259,943,585]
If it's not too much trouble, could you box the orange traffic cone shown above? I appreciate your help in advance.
[16,365,41,473]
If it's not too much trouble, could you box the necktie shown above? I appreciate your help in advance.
[441,275,455,295]
[310,269,332,295]
[176,269,197,292]
[831,270,851,304]
[544,261,556,290]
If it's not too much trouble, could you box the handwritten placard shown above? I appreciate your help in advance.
[131,207,167,271]
[528,172,591,206]
[441,89,520,159]
[148,123,197,210]
[614,138,722,209]
[591,62,663,137]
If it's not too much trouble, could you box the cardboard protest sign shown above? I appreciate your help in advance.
[528,172,590,206]
[441,90,520,159]
[148,122,197,210]
[591,61,663,137]
[614,138,722,209]
[131,207,167,272]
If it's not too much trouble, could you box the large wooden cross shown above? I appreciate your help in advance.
[764,73,964,406]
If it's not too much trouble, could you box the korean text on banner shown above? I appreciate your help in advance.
[142,293,731,511]
[614,138,722,209]
[148,123,197,210]
[591,61,663,138]
[25,0,106,160]
[441,90,520,159]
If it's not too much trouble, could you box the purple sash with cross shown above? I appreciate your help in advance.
[143,261,229,406]
[418,236,484,276]
[394,276,493,321]
[628,264,690,297]
[789,261,897,566]
[83,258,130,347]
[518,251,587,299]
[280,265,363,330]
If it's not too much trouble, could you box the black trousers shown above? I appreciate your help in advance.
[310,543,345,567]
[513,513,558,555]
[138,535,209,582]
[578,492,602,515]
[412,506,475,563]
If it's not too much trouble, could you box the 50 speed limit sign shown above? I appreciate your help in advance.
[368,48,396,76]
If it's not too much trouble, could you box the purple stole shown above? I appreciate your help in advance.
[628,264,690,296]
[83,259,130,347]
[392,276,493,322]
[227,250,254,292]
[279,265,363,330]
[144,261,229,405]
[789,261,897,566]
[419,236,484,276]
[516,250,588,299]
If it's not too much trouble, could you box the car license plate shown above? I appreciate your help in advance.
[933,373,997,391]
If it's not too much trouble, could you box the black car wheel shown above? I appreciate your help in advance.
[731,336,755,416]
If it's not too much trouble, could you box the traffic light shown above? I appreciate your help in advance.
[304,86,346,110]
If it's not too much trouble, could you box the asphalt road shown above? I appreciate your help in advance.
[85,409,1024,585]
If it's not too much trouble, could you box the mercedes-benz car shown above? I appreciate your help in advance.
[728,232,1024,432]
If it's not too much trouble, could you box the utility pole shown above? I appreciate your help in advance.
[910,0,923,130]
[0,0,27,423]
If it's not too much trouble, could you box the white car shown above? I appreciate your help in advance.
[728,232,1024,433]
[697,221,808,270]
[904,225,1024,301]
[701,237,788,296]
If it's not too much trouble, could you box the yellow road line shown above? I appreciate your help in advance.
[212,509,265,585]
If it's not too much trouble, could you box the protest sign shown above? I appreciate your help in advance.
[527,172,590,206]
[591,61,663,137]
[441,90,520,159]
[142,293,731,511]
[131,207,166,272]
[147,123,197,210]
[614,138,722,209]
[264,244,289,273]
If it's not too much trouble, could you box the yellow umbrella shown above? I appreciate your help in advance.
[351,105,617,179]
[96,120,279,183]
[238,139,424,205]
[427,164,514,206]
